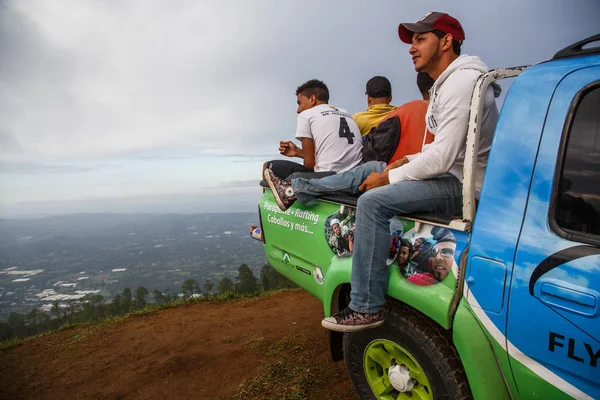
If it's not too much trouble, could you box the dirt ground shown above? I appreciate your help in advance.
[0,290,359,400]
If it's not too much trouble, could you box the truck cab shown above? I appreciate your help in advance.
[257,35,600,399]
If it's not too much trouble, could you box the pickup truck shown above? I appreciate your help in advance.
[257,35,600,400]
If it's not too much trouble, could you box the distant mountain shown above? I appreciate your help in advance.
[0,213,267,320]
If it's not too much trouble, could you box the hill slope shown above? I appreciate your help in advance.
[0,290,358,400]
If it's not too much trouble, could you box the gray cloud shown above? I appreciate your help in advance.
[2,0,599,164]
[0,161,119,174]
[0,130,23,153]
[1,0,599,216]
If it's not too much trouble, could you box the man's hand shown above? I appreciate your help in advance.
[279,141,302,158]
[383,157,409,173]
[359,171,390,192]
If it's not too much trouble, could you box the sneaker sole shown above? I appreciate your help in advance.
[263,169,289,211]
[321,318,384,333]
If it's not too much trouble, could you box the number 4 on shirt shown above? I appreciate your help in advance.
[338,117,354,144]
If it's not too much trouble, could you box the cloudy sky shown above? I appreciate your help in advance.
[1,0,599,217]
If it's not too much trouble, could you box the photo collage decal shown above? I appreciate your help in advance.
[325,207,457,286]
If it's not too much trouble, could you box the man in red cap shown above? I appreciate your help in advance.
[321,12,501,332]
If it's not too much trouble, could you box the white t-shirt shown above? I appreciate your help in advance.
[295,104,363,173]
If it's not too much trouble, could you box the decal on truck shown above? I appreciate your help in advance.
[529,245,600,295]
[325,207,458,287]
[325,207,356,258]
[549,331,600,368]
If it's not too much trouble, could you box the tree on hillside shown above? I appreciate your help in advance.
[181,279,201,297]
[0,321,12,341]
[89,294,104,304]
[111,294,123,315]
[80,300,95,323]
[26,308,45,328]
[204,279,214,294]
[134,286,149,308]
[236,264,258,294]
[50,300,60,319]
[122,288,133,313]
[260,263,281,291]
[217,277,235,294]
[67,303,76,323]
[260,263,298,291]
[153,289,167,304]
[7,312,26,338]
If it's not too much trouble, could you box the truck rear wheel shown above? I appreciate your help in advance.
[343,303,472,400]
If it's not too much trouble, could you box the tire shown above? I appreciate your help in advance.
[343,302,473,400]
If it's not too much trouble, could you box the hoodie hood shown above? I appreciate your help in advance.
[431,54,502,98]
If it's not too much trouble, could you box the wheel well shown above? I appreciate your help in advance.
[385,297,455,342]
[331,283,351,315]
[328,287,456,365]
[329,283,351,362]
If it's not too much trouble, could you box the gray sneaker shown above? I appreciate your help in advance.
[263,168,296,211]
[321,307,385,332]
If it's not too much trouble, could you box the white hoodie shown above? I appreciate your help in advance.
[388,54,500,198]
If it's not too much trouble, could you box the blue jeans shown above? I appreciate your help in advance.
[348,174,462,313]
[290,161,386,204]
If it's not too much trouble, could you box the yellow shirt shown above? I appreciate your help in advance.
[352,104,397,136]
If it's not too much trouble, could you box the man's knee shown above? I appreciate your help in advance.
[357,186,398,217]
[357,189,378,209]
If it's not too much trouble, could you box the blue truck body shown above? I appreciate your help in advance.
[466,50,600,398]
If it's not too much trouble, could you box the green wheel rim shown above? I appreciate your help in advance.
[363,339,433,400]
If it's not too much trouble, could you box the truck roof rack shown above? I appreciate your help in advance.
[553,34,600,60]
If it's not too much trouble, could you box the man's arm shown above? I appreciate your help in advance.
[278,137,314,171]
[300,138,315,169]
[359,170,390,192]
[358,157,410,192]
[384,157,409,172]
[291,112,316,168]
[388,70,480,184]
[279,141,303,158]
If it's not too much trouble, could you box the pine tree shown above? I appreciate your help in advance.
[121,288,132,313]
[217,277,235,294]
[260,263,297,291]
[7,312,26,337]
[111,294,123,315]
[134,286,149,308]
[236,264,258,294]
[204,279,214,294]
[181,279,201,297]
[50,300,60,319]
[153,289,167,304]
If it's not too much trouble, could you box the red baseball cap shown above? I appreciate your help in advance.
[398,12,465,45]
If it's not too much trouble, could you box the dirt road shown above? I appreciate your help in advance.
[0,290,358,400]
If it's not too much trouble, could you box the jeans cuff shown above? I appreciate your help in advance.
[349,301,383,314]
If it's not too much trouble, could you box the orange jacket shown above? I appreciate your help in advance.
[383,100,433,164]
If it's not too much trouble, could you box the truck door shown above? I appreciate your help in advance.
[508,67,600,400]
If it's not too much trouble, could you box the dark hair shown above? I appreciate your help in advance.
[400,238,412,249]
[416,72,435,95]
[432,30,461,55]
[399,238,413,260]
[296,79,329,102]
[432,227,456,244]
